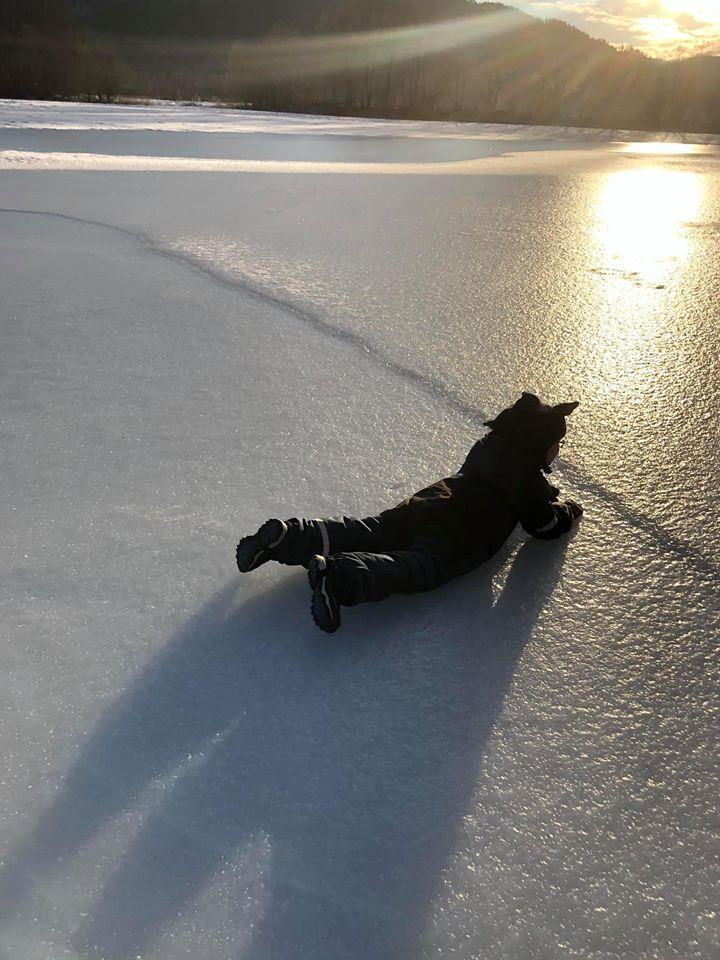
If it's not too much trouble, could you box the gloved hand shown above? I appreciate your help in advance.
[564,499,584,520]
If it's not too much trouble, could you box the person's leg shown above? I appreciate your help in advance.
[306,512,409,559]
[308,540,467,632]
[327,545,448,605]
[237,509,409,573]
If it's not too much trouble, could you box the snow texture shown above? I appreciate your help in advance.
[1,100,719,960]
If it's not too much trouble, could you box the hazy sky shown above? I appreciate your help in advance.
[516,1,720,57]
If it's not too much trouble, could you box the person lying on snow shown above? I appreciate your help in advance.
[236,392,583,633]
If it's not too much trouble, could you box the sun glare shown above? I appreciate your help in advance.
[585,167,705,403]
[621,142,704,155]
[637,16,686,44]
[662,0,719,20]
[595,167,702,286]
[634,2,720,54]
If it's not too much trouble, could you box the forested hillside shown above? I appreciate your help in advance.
[2,0,719,133]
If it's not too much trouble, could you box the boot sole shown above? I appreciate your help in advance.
[236,519,287,573]
[308,556,341,633]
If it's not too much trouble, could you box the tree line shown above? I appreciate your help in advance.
[2,0,719,134]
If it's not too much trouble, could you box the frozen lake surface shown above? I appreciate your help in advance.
[1,100,719,960]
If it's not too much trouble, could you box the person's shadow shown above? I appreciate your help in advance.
[0,534,571,959]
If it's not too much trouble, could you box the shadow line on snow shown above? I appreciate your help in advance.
[0,537,568,959]
[0,206,716,580]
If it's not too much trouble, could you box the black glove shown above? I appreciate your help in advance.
[564,499,584,520]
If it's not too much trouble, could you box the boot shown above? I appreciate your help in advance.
[236,519,288,572]
[308,555,341,633]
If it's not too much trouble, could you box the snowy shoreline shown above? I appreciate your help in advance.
[3,97,720,146]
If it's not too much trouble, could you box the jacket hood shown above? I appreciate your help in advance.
[483,392,580,473]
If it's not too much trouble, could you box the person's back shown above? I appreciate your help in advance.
[235,392,583,632]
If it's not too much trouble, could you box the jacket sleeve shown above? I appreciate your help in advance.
[520,499,575,540]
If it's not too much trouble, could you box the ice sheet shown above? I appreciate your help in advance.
[1,101,718,960]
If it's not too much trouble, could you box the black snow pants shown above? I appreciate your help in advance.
[271,477,508,607]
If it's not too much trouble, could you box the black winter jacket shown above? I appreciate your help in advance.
[459,431,574,540]
[391,431,574,565]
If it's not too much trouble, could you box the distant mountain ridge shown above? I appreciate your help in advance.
[2,1,719,134]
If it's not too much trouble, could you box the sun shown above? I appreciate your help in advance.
[662,0,719,20]
[636,1,720,55]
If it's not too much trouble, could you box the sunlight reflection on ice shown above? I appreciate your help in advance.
[621,142,705,155]
[594,166,703,286]
[584,166,706,404]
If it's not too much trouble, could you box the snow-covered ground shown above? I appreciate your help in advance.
[1,100,718,960]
